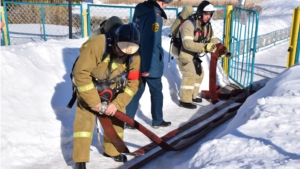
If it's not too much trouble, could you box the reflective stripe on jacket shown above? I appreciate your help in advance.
[73,35,141,112]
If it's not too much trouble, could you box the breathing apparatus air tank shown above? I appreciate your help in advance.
[170,5,194,37]
[169,5,194,60]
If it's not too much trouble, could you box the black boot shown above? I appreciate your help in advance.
[75,162,86,169]
[124,123,135,129]
[152,120,171,129]
[192,97,202,103]
[179,101,197,109]
[103,152,127,162]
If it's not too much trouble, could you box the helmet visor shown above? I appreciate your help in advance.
[203,11,214,16]
[117,41,139,55]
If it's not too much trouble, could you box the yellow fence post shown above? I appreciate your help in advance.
[1,6,9,46]
[223,5,233,74]
[83,9,88,38]
[287,7,300,68]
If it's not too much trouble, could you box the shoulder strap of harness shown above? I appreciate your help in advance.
[188,16,197,30]
[196,22,212,43]
[67,34,112,108]
[108,54,132,96]
[168,15,197,63]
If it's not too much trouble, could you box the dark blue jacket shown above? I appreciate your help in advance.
[132,1,167,78]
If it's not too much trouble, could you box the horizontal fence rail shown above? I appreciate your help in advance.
[1,2,297,97]
[1,3,291,49]
[86,4,179,38]
[230,27,290,56]
[257,27,290,51]
[3,2,83,45]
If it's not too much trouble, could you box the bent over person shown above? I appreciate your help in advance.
[174,1,219,109]
[72,23,141,168]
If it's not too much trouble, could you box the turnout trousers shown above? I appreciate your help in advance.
[72,105,124,162]
[176,60,204,103]
[126,76,164,125]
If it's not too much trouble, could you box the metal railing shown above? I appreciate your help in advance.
[229,7,259,90]
[1,2,296,92]
[1,3,228,46]
[86,4,179,38]
[3,2,83,45]
[257,27,290,52]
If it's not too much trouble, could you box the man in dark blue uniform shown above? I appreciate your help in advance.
[126,0,172,129]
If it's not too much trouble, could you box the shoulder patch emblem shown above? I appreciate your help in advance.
[152,22,159,33]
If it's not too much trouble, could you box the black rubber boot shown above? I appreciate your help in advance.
[75,162,86,169]
[179,101,197,109]
[152,120,171,129]
[103,152,127,162]
[192,98,202,103]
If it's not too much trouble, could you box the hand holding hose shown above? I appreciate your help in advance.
[91,103,103,112]
[204,43,217,53]
[104,103,117,116]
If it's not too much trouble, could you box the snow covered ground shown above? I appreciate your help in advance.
[1,0,300,169]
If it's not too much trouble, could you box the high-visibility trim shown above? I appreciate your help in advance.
[194,83,201,87]
[124,88,134,97]
[128,70,141,80]
[74,131,93,138]
[103,57,110,63]
[181,85,194,90]
[182,36,193,41]
[77,82,95,92]
[111,62,118,70]
[118,132,123,138]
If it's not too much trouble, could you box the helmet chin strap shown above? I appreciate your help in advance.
[115,44,129,57]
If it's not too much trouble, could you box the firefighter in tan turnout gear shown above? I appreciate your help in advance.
[72,23,141,168]
[171,1,219,109]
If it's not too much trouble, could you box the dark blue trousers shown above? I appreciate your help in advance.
[126,76,163,125]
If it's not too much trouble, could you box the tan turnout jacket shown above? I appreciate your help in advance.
[72,35,141,162]
[73,35,141,113]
